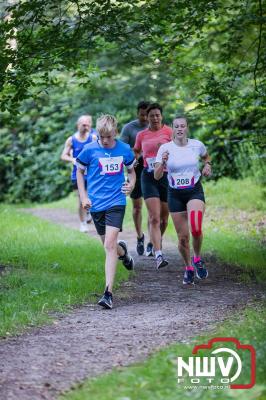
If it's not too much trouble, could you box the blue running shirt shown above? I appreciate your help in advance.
[71,129,97,180]
[76,139,135,212]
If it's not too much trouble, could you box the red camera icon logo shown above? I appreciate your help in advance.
[192,337,256,389]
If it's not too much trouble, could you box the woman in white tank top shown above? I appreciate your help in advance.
[154,116,212,285]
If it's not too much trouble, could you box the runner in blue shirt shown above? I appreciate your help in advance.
[76,114,136,309]
[61,115,97,232]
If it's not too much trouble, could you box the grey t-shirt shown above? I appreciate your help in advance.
[120,119,148,148]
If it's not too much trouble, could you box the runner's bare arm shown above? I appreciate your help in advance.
[60,137,75,164]
[122,166,136,195]
[77,168,92,209]
[154,151,169,180]
[201,153,212,177]
[133,147,142,160]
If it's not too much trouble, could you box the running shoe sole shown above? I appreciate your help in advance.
[98,297,113,309]
[192,258,208,280]
[145,244,154,257]
[195,269,208,280]
[157,259,169,269]
[136,236,145,255]
[183,270,195,285]
[183,279,195,285]
[118,240,134,270]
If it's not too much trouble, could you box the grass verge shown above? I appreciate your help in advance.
[0,206,129,337]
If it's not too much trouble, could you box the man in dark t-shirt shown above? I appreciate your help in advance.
[120,101,152,256]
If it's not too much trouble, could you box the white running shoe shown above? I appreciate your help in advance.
[80,221,89,233]
[86,211,92,223]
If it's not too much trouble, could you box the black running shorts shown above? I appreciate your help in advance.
[168,180,205,213]
[91,205,126,236]
[141,169,168,202]
[130,156,143,200]
[130,177,142,200]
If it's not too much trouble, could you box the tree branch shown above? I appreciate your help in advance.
[254,0,263,92]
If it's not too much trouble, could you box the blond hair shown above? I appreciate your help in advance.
[77,115,92,126]
[96,114,118,134]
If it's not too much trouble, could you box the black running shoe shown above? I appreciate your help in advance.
[156,254,169,269]
[118,240,134,270]
[146,242,154,257]
[192,258,208,279]
[183,269,195,285]
[136,234,145,255]
[98,290,113,309]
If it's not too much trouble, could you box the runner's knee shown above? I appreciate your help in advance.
[160,217,168,229]
[190,210,203,237]
[149,214,160,226]
[104,240,117,253]
[133,204,142,215]
[178,235,190,248]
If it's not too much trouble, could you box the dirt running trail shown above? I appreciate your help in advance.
[0,208,263,400]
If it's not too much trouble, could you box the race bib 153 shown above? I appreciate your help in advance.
[99,156,123,175]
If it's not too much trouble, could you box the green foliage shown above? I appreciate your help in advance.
[0,0,265,111]
[0,61,179,203]
[0,89,74,202]
[188,98,266,181]
[235,141,266,183]
[0,0,265,201]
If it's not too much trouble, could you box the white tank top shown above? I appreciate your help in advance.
[156,139,207,189]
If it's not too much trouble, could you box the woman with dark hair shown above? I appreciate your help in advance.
[154,115,211,285]
[134,103,172,269]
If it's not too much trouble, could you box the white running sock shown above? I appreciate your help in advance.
[155,250,162,258]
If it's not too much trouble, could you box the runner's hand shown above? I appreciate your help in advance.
[162,151,169,165]
[121,181,133,195]
[202,163,212,177]
[81,197,92,209]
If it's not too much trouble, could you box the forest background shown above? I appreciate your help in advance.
[0,0,265,203]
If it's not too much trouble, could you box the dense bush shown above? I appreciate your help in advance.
[0,92,74,202]
[193,99,266,183]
